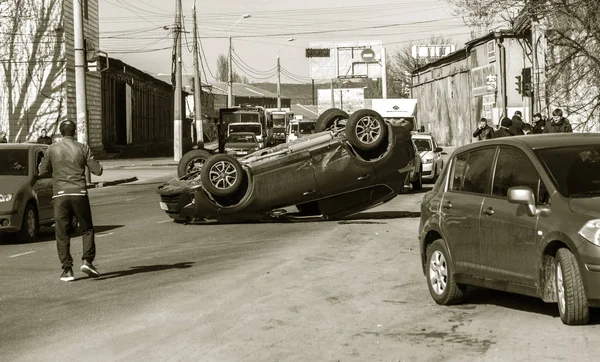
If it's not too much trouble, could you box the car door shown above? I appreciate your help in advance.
[31,148,54,222]
[251,150,320,209]
[440,147,496,276]
[309,141,376,197]
[479,146,543,286]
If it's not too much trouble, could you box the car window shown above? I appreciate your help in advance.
[492,147,547,203]
[450,148,495,194]
[413,139,432,152]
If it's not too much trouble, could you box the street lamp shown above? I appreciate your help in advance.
[228,14,251,107]
[277,38,296,110]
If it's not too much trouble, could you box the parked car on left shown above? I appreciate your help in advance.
[0,143,55,242]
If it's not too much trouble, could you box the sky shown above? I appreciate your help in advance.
[98,0,473,85]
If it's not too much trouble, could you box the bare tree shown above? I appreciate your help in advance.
[0,0,65,141]
[444,0,600,128]
[216,53,248,84]
[389,36,460,97]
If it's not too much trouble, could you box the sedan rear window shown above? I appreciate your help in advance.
[0,149,28,176]
[451,148,495,194]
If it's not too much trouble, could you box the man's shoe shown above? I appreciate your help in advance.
[60,268,75,282]
[80,260,100,278]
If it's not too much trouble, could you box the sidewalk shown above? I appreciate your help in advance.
[89,157,179,189]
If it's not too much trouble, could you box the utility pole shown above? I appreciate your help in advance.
[330,78,334,108]
[312,79,315,105]
[381,47,388,99]
[276,55,281,110]
[173,0,183,161]
[72,0,90,184]
[228,14,251,108]
[192,0,203,148]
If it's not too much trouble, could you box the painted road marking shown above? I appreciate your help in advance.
[9,251,36,258]
[157,219,172,224]
[96,232,114,238]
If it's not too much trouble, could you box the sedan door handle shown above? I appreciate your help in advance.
[357,174,371,181]
[303,189,317,196]
[442,201,452,209]
[482,207,495,216]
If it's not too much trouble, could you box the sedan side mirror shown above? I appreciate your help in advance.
[507,186,537,217]
[435,147,443,153]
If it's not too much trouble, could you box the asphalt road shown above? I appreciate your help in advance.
[1,169,599,361]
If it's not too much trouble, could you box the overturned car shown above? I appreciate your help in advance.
[157,108,414,223]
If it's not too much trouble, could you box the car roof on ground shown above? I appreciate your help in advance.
[456,133,600,153]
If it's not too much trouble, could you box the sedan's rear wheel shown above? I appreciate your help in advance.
[345,109,388,151]
[200,154,244,197]
[426,239,465,305]
[556,248,589,325]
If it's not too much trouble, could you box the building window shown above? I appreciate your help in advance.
[487,41,496,63]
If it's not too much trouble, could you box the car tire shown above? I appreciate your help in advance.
[178,149,213,177]
[556,248,590,325]
[17,203,39,243]
[426,239,465,305]
[345,109,388,151]
[315,108,349,132]
[201,154,244,197]
[411,166,423,191]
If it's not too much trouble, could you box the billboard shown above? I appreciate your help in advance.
[309,40,383,80]
[318,88,365,114]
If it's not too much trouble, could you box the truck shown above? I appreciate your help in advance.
[265,108,294,146]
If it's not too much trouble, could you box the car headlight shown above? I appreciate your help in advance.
[225,148,234,152]
[251,147,260,151]
[579,219,600,246]
[0,194,13,203]
[422,158,433,164]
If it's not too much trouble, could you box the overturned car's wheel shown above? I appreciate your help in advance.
[200,154,244,197]
[345,109,388,151]
[178,149,212,177]
[315,108,349,132]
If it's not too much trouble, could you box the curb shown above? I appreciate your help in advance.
[103,163,178,170]
[87,177,138,189]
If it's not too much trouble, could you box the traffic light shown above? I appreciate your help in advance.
[515,75,522,94]
[305,48,330,58]
[521,67,532,97]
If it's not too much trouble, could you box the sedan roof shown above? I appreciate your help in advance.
[457,133,600,153]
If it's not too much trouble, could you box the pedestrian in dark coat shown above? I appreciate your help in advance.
[37,128,52,145]
[38,120,104,282]
[531,113,546,134]
[545,108,573,133]
[510,110,525,135]
[494,117,515,138]
[472,117,494,141]
[0,131,7,143]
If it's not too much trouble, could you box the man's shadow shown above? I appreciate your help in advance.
[91,262,194,281]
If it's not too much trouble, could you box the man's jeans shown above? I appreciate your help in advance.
[53,195,96,270]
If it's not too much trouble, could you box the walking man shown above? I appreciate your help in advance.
[472,117,494,140]
[510,110,525,135]
[38,120,103,282]
[545,108,573,133]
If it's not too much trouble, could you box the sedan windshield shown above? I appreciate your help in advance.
[227,134,257,143]
[413,139,432,152]
[0,149,29,176]
[538,145,600,198]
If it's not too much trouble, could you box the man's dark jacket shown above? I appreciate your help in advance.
[37,136,52,145]
[544,117,573,133]
[38,136,103,197]
[510,115,525,135]
[472,125,494,141]
[493,127,514,138]
[532,119,546,134]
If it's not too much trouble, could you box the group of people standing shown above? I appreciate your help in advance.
[473,108,573,141]
[0,128,56,144]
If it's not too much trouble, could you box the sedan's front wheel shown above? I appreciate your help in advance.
[17,203,39,242]
[426,239,465,305]
[556,248,590,325]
